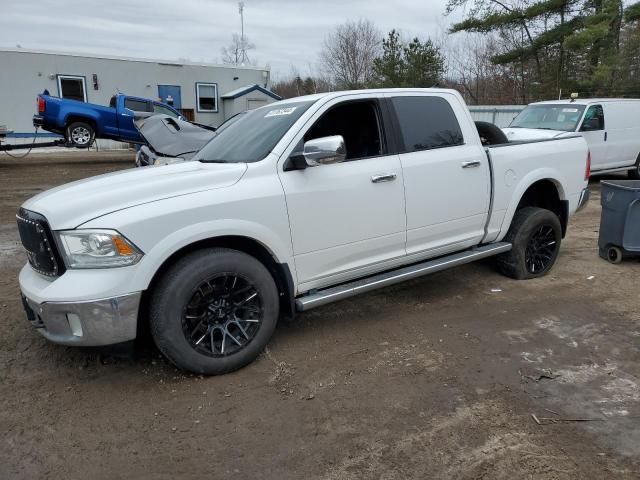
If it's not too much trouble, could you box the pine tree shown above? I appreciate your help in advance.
[372,30,405,87]
[447,0,624,97]
[372,31,444,87]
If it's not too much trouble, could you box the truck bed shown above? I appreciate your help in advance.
[484,135,589,244]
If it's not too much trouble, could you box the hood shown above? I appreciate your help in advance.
[135,114,216,159]
[502,127,572,141]
[22,161,247,229]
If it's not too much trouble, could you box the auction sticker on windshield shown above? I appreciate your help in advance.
[265,107,297,117]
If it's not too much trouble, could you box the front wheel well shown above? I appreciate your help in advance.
[138,236,295,337]
[514,179,568,237]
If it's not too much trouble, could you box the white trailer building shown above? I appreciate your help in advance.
[0,48,280,145]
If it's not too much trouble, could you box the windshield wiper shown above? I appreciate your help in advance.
[174,150,197,157]
[199,159,229,163]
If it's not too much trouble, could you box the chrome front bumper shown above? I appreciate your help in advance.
[21,292,141,346]
[577,187,590,212]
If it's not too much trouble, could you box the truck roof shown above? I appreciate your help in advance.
[532,98,640,106]
[277,88,462,104]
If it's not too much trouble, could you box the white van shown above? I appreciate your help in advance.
[502,99,640,178]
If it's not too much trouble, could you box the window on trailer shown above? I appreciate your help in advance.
[57,75,87,102]
[197,83,218,112]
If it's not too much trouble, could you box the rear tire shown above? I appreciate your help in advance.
[475,121,509,146]
[497,207,562,279]
[149,248,279,375]
[66,121,95,147]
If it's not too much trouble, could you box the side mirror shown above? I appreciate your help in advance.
[303,135,346,167]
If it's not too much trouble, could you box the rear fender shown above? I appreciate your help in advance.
[63,111,101,134]
[496,169,567,242]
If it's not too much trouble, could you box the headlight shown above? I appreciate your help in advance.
[56,229,143,269]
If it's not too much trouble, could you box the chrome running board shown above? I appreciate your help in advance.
[295,242,512,311]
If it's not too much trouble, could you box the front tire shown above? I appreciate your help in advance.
[149,248,279,375]
[66,121,95,147]
[497,207,562,279]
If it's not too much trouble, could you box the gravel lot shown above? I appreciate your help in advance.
[1,152,639,479]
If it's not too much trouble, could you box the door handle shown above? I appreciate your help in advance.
[604,131,607,142]
[461,160,482,169]
[371,173,397,183]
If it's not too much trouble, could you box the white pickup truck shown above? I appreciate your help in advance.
[17,88,591,375]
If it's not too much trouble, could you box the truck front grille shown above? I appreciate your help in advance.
[16,208,65,277]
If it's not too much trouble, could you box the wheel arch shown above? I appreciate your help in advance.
[499,176,569,241]
[64,115,98,135]
[138,235,296,336]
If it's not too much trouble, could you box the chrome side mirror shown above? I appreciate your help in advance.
[303,135,346,166]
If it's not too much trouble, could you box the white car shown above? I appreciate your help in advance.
[16,88,590,375]
[503,99,640,178]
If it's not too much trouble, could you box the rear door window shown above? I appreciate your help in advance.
[391,96,464,152]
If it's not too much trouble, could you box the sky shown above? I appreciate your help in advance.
[0,0,460,79]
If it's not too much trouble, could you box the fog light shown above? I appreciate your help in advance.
[66,313,83,337]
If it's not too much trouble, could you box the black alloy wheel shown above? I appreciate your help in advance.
[149,248,279,375]
[182,274,263,356]
[497,207,562,279]
[524,224,557,274]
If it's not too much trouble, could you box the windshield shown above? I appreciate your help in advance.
[193,101,315,163]
[509,104,586,132]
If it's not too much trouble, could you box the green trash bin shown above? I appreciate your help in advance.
[599,180,640,263]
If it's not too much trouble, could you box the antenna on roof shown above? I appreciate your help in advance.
[238,2,250,66]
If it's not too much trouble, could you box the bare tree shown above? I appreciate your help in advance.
[221,33,256,65]
[444,33,523,105]
[320,19,381,89]
[272,65,335,99]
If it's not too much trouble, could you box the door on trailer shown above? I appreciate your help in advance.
[158,85,182,110]
[247,99,267,110]
[387,93,490,257]
[57,75,87,102]
[278,96,407,290]
[578,104,608,170]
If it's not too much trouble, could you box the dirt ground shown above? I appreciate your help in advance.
[1,152,639,479]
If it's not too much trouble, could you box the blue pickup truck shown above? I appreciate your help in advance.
[33,93,183,147]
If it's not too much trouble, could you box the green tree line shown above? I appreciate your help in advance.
[273,2,640,103]
[447,0,640,100]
